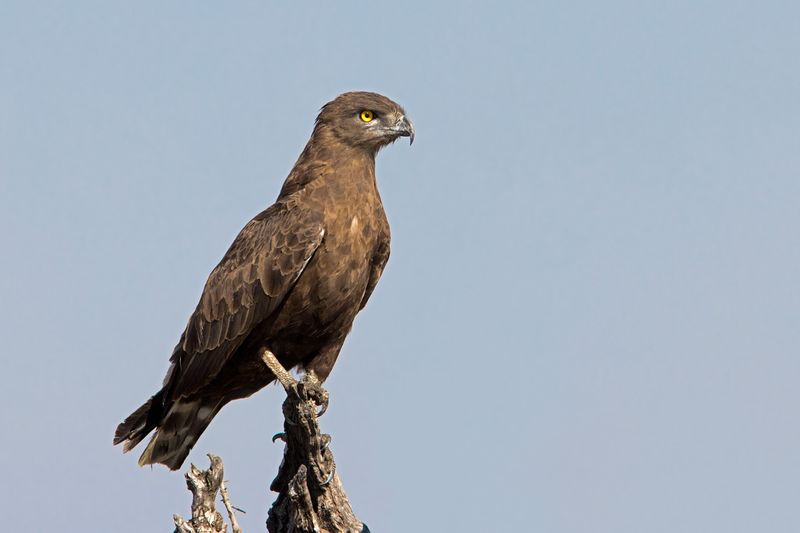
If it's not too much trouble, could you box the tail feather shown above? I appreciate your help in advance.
[114,390,222,471]
[114,390,166,453]
[137,399,222,470]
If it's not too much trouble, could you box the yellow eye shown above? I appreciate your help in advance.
[359,110,374,122]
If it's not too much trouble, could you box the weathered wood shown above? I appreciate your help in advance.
[220,480,244,533]
[173,454,238,533]
[262,349,367,533]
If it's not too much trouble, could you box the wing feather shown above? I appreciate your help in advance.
[168,202,324,399]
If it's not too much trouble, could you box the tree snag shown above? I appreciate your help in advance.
[173,350,368,532]
[173,454,242,533]
[262,348,368,533]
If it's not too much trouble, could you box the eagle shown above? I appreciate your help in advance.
[114,92,413,470]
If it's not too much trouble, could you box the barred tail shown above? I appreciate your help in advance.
[135,399,222,470]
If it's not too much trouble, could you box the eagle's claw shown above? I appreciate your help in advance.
[300,375,330,418]
[315,399,329,418]
[319,463,336,487]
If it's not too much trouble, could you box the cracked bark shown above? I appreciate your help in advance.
[173,454,233,533]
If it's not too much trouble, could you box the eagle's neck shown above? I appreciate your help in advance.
[277,128,377,200]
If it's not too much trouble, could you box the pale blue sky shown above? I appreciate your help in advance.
[1,2,799,532]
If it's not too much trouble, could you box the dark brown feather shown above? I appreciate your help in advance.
[172,202,325,397]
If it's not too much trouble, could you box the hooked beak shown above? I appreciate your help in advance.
[391,115,415,145]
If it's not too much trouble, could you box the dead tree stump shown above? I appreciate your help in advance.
[173,454,240,533]
[262,349,368,533]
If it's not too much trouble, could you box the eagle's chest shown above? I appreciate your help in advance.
[275,195,388,339]
[312,201,386,303]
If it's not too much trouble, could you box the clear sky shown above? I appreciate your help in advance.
[1,2,798,532]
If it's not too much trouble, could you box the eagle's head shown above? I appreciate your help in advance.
[315,91,414,152]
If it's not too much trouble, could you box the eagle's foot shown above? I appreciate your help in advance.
[300,372,330,418]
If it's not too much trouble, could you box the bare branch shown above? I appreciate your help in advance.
[220,481,243,533]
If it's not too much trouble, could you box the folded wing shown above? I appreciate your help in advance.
[169,201,324,402]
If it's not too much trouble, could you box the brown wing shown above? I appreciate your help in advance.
[168,202,325,399]
[359,238,390,310]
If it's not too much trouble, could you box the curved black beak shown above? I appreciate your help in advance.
[394,115,415,145]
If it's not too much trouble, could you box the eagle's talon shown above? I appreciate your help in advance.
[319,463,336,487]
[315,399,329,418]
[300,374,330,417]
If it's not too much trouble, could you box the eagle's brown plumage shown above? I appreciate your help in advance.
[114,92,413,470]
